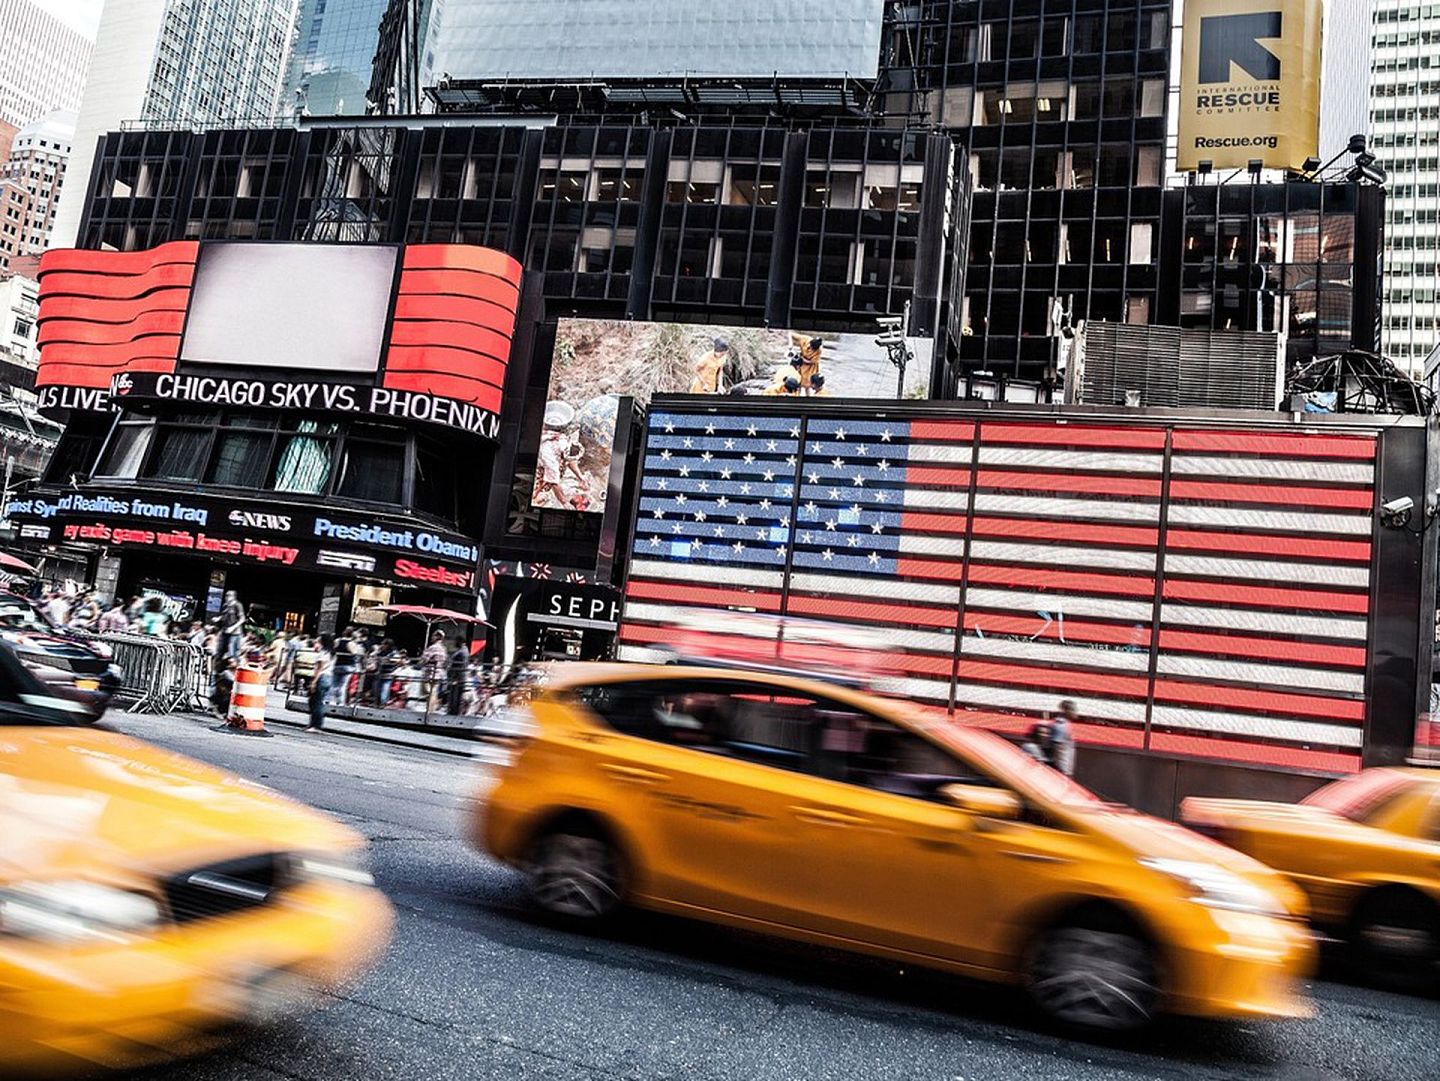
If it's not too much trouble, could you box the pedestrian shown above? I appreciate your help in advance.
[306,633,335,733]
[139,596,169,636]
[278,631,301,690]
[1021,718,1055,768]
[373,638,397,707]
[331,625,358,706]
[97,601,128,633]
[43,590,71,626]
[1051,700,1078,777]
[70,591,100,629]
[219,590,246,660]
[422,630,447,710]
[446,638,470,715]
[212,656,237,720]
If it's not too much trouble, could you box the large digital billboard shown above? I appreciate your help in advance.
[1177,0,1322,172]
[432,0,886,82]
[531,317,934,514]
[180,243,399,374]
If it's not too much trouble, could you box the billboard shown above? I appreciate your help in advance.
[35,241,523,437]
[619,402,1386,775]
[1177,0,1323,172]
[531,317,934,514]
[180,243,399,374]
[432,0,886,82]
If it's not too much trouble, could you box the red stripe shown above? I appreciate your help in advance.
[1162,578,1369,614]
[624,580,783,611]
[1170,431,1375,460]
[787,593,959,628]
[1166,529,1371,562]
[1152,681,1365,722]
[909,419,976,442]
[39,240,200,277]
[905,465,972,489]
[969,516,1160,548]
[901,511,971,535]
[964,563,1156,598]
[957,659,1149,698]
[977,470,1162,498]
[1146,731,1358,773]
[981,423,1168,450]
[1169,480,1372,509]
[896,557,965,582]
[401,244,524,282]
[1157,629,1366,667]
[379,371,502,414]
[963,613,1152,648]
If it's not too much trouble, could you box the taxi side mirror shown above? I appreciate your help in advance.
[939,783,1022,821]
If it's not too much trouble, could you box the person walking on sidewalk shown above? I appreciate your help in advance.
[220,591,246,660]
[305,633,336,733]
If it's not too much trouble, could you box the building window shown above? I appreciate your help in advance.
[272,420,337,494]
[335,425,405,504]
[12,318,32,338]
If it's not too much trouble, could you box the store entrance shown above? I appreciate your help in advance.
[114,552,334,634]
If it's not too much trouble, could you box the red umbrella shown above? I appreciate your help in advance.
[375,604,488,624]
[0,552,38,576]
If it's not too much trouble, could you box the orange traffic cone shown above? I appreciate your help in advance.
[222,665,273,737]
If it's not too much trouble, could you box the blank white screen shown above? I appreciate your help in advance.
[180,243,399,373]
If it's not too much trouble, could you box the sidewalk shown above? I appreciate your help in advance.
[261,691,512,764]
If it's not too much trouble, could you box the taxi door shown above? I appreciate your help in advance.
[573,678,813,924]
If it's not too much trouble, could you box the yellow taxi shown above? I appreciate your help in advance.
[473,664,1315,1032]
[0,647,393,1075]
[1182,768,1440,981]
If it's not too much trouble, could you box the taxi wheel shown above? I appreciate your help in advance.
[527,820,625,922]
[1351,889,1440,984]
[1027,918,1160,1033]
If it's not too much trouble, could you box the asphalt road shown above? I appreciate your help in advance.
[103,713,1440,1081]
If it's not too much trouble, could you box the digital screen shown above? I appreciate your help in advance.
[180,243,399,374]
[432,0,886,82]
[531,316,933,514]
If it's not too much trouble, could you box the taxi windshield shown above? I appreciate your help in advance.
[1301,770,1415,823]
[927,720,1102,808]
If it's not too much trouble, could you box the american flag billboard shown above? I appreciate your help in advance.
[619,402,1387,774]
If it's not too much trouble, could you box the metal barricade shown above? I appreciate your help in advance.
[71,631,212,715]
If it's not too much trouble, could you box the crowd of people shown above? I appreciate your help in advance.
[28,583,500,731]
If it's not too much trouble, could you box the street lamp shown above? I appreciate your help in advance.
[875,301,914,398]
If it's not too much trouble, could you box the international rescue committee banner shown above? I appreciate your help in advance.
[1178,0,1323,172]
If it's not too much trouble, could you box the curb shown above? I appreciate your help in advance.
[260,709,511,764]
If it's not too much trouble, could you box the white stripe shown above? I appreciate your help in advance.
[1160,602,1368,641]
[963,635,1151,672]
[1149,706,1361,748]
[618,644,670,663]
[1165,554,1370,588]
[1171,455,1373,485]
[621,602,775,634]
[874,675,953,702]
[973,493,1160,522]
[789,572,961,605]
[904,487,970,511]
[1155,653,1365,695]
[899,534,969,559]
[966,587,1154,622]
[907,443,974,464]
[953,683,1148,723]
[978,447,1163,473]
[628,559,782,589]
[1167,504,1371,535]
[969,540,1158,572]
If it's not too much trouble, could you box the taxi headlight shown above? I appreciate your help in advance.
[293,854,375,887]
[0,880,161,943]
[1140,858,1284,918]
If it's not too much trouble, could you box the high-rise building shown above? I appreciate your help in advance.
[0,109,75,272]
[51,0,302,249]
[1320,0,1377,158]
[285,0,390,116]
[0,0,94,131]
[1369,0,1440,371]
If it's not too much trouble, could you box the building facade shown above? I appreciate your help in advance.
[0,109,75,272]
[1369,0,1440,370]
[0,270,38,366]
[51,0,302,249]
[286,0,390,116]
[0,0,94,131]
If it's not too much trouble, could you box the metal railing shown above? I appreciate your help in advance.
[72,631,211,715]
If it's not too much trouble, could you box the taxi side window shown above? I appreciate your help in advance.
[815,709,993,801]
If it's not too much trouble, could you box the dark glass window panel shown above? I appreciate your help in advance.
[96,422,153,478]
[272,423,334,494]
[415,441,458,521]
[336,439,404,505]
[208,431,272,488]
[148,427,210,481]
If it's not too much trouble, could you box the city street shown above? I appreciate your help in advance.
[105,714,1440,1081]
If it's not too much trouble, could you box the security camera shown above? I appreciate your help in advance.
[876,315,903,331]
[1380,495,1414,528]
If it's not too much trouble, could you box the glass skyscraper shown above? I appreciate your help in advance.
[286,0,390,115]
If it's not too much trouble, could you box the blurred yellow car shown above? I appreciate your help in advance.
[473,664,1314,1032]
[1182,768,1440,980]
[0,647,392,1075]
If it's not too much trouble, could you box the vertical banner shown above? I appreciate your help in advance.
[1177,0,1323,171]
